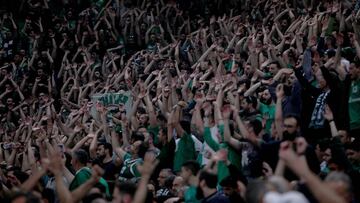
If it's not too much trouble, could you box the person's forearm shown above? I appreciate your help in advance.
[71,50,81,62]
[72,136,90,153]
[143,59,155,74]
[71,176,98,202]
[144,94,157,127]
[296,36,304,54]
[122,122,131,147]
[21,168,46,192]
[47,52,54,64]
[63,99,80,109]
[56,118,73,137]
[110,128,121,149]
[127,98,141,122]
[14,84,25,100]
[21,150,30,171]
[274,159,285,176]
[157,99,169,120]
[249,50,259,72]
[67,113,82,128]
[287,19,303,34]
[27,141,35,167]
[62,165,74,183]
[223,119,232,144]
[55,173,74,203]
[226,35,237,53]
[0,149,4,166]
[213,102,222,125]
[293,160,346,203]
[198,45,215,62]
[354,40,360,59]
[28,52,37,67]
[244,82,261,97]
[6,149,17,165]
[59,38,68,50]
[192,106,204,135]
[171,84,179,105]
[32,82,38,97]
[329,120,338,138]
[101,116,111,143]
[133,174,151,203]
[275,97,283,140]
[0,76,8,87]
[233,113,250,139]
[0,91,8,100]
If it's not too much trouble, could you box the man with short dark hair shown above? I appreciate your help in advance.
[180,160,201,203]
[94,142,119,182]
[345,139,360,171]
[198,171,229,203]
[69,149,110,197]
[220,176,246,203]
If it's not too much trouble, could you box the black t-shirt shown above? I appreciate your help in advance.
[202,192,230,203]
[97,159,119,181]
[156,188,174,203]
[157,138,176,170]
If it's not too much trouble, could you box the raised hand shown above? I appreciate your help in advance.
[137,151,159,177]
[294,137,308,155]
[323,104,334,121]
[276,84,285,99]
[90,165,104,183]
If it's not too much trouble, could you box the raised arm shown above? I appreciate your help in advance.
[323,105,338,138]
[279,141,346,203]
[223,106,243,151]
[275,84,284,140]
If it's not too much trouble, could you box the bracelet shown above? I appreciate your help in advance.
[328,120,334,123]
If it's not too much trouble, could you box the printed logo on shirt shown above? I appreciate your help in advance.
[353,86,358,93]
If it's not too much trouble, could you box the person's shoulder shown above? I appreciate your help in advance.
[260,140,281,148]
[209,192,230,203]
[75,168,92,179]
[123,153,132,161]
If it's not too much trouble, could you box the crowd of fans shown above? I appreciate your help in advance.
[0,0,360,202]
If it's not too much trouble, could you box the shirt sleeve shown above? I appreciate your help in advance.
[204,127,220,151]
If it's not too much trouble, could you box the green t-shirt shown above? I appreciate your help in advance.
[184,186,200,203]
[203,126,243,183]
[69,167,110,197]
[224,60,233,72]
[119,153,143,181]
[259,102,275,134]
[174,132,197,172]
[349,80,360,130]
[147,125,160,145]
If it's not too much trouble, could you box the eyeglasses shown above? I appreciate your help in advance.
[283,124,295,128]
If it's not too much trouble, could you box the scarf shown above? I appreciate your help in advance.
[309,90,330,129]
